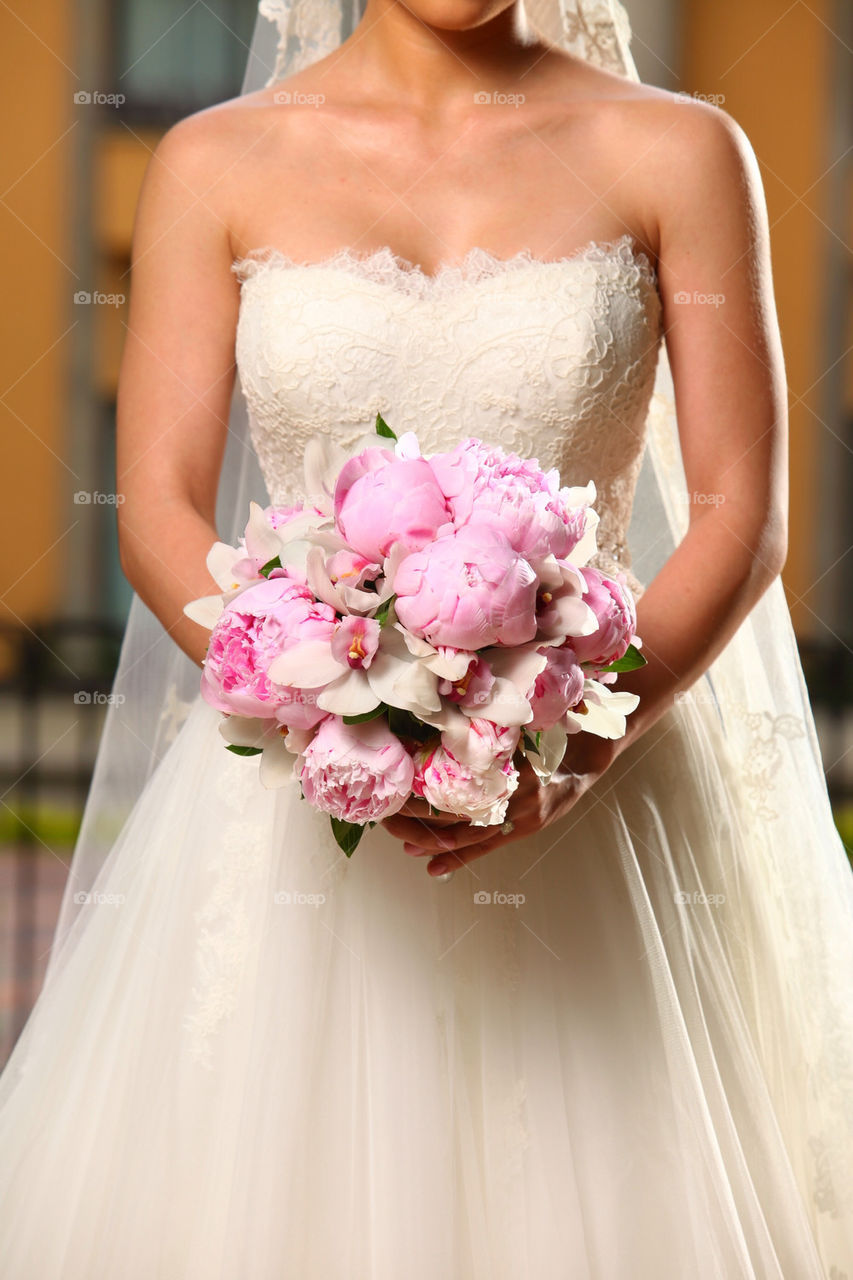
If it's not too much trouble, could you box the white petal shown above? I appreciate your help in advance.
[390,623,435,660]
[245,501,284,565]
[395,431,421,459]
[430,704,470,748]
[274,510,333,544]
[217,715,270,748]
[424,648,473,681]
[485,646,548,697]
[523,724,568,782]
[305,545,345,612]
[183,594,225,630]
[378,542,408,599]
[316,670,381,715]
[564,680,640,739]
[562,479,596,508]
[550,596,599,638]
[567,508,600,568]
[529,553,562,588]
[206,541,245,590]
[259,734,297,788]
[464,675,533,727]
[367,651,441,716]
[267,641,343,689]
[284,726,315,754]
[340,585,387,615]
[558,563,586,595]
[275,538,313,575]
[303,436,347,511]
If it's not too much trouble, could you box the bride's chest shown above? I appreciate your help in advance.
[231,240,663,466]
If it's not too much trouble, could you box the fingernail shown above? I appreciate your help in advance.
[429,859,449,876]
[403,842,428,857]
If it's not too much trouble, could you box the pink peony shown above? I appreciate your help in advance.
[429,439,590,560]
[572,568,637,668]
[412,737,519,827]
[298,717,415,823]
[334,448,451,562]
[394,524,539,650]
[202,575,335,729]
[527,645,585,731]
[441,717,520,772]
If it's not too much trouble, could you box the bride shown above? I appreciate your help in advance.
[1,1,852,1275]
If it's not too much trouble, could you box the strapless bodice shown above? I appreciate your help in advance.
[232,233,664,594]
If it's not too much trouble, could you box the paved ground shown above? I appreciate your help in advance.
[0,846,71,1069]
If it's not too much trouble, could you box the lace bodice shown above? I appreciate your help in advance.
[232,233,663,595]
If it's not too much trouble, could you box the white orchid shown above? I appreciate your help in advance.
[267,620,443,721]
[217,715,312,789]
[520,678,641,783]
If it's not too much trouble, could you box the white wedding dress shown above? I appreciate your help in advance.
[1,233,852,1279]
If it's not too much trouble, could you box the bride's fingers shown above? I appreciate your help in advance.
[404,804,538,858]
[393,798,458,824]
[424,824,528,875]
[383,814,477,852]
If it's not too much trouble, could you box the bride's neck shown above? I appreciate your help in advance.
[342,0,547,111]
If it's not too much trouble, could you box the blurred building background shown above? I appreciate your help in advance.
[0,0,851,1064]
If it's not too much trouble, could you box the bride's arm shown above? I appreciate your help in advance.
[613,101,788,742]
[386,101,789,871]
[116,113,240,669]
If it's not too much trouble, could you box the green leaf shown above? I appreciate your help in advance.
[599,643,647,674]
[331,817,367,857]
[375,412,397,441]
[374,595,396,626]
[386,706,435,744]
[342,705,387,725]
[522,730,538,754]
[225,744,263,757]
[259,555,281,578]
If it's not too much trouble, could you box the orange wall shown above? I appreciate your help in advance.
[0,0,71,624]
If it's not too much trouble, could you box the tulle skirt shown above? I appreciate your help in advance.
[0,679,852,1278]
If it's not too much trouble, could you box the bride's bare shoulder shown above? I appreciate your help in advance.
[147,84,287,174]
[545,53,756,208]
[545,49,740,137]
[137,85,305,252]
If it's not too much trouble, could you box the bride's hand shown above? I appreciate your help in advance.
[382,733,618,877]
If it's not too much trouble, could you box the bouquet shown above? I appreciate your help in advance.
[184,416,646,854]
